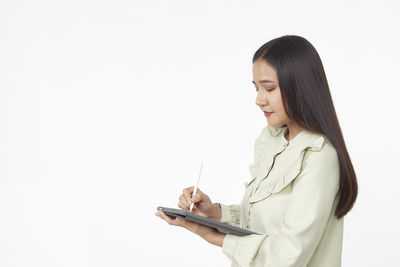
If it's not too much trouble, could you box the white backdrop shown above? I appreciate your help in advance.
[1,0,399,266]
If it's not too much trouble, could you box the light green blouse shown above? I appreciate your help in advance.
[220,125,343,267]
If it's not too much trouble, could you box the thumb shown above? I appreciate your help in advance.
[192,188,205,202]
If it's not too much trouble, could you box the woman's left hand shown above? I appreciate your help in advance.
[155,210,226,247]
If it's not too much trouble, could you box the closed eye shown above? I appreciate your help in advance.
[255,88,275,92]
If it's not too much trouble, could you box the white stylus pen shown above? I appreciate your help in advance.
[189,161,203,212]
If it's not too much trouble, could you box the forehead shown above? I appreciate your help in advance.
[252,59,278,84]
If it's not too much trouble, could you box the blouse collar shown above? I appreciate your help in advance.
[267,124,326,152]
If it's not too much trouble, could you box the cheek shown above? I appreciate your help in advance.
[271,94,289,120]
[270,94,285,113]
[275,105,289,121]
[277,103,288,117]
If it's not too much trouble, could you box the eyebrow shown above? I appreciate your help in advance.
[252,80,275,84]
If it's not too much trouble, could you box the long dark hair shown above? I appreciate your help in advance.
[253,35,357,219]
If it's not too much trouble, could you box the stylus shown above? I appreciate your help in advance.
[190,161,203,212]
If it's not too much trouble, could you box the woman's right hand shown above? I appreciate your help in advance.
[179,186,221,221]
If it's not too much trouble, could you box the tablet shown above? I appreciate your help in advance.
[157,206,259,236]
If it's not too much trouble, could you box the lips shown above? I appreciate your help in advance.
[264,111,273,117]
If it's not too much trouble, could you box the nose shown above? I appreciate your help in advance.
[255,90,268,107]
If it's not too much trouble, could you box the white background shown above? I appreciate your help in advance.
[1,0,399,266]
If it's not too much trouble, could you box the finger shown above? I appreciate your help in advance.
[156,211,181,226]
[191,188,204,203]
[156,211,202,234]
[179,194,190,209]
[178,201,187,210]
[155,211,172,223]
[183,186,194,205]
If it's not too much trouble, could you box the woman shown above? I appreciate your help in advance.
[155,35,358,267]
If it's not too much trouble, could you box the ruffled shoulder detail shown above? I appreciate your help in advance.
[248,126,268,182]
[306,135,326,151]
[248,125,287,183]
[248,133,331,203]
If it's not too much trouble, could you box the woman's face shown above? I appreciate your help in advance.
[252,59,291,128]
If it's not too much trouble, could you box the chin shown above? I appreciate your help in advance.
[266,120,278,127]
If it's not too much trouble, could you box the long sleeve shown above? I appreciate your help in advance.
[222,143,340,267]
[220,204,241,227]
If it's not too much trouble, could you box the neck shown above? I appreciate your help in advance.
[284,122,305,141]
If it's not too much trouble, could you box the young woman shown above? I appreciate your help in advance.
[156,35,358,267]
